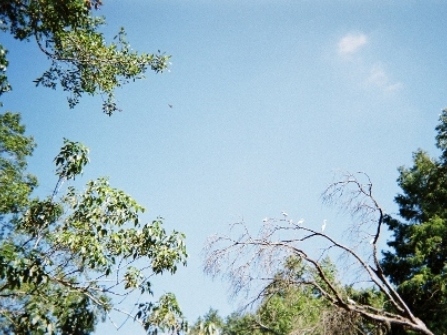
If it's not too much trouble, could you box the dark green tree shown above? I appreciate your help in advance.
[197,257,387,335]
[0,113,187,334]
[222,313,259,335]
[189,309,224,335]
[382,109,447,334]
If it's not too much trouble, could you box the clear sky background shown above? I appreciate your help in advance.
[2,1,447,333]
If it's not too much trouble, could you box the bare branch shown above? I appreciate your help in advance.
[204,173,435,335]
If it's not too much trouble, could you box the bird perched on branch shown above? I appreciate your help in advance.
[321,219,327,232]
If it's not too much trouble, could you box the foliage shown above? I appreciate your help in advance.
[245,258,388,335]
[0,112,36,216]
[189,309,223,335]
[381,109,447,334]
[0,0,170,115]
[222,313,260,335]
[194,258,387,335]
[136,292,188,335]
[0,0,184,333]
[0,113,187,334]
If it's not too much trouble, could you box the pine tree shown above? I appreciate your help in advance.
[382,110,447,334]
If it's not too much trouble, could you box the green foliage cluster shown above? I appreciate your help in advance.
[0,1,188,332]
[0,0,170,115]
[0,114,187,334]
[189,309,224,335]
[382,109,447,334]
[0,113,186,334]
[0,112,36,215]
[137,293,188,335]
[192,258,386,335]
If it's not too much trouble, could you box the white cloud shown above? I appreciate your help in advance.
[338,33,368,56]
[333,32,403,94]
[368,65,387,86]
[385,82,403,93]
[367,64,403,93]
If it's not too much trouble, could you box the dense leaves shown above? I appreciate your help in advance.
[382,109,447,334]
[136,292,188,335]
[189,309,223,335]
[0,112,36,215]
[0,114,187,334]
[192,259,387,335]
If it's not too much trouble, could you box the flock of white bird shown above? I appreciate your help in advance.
[274,212,379,248]
[279,212,327,232]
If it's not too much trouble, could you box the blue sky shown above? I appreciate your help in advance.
[3,1,447,333]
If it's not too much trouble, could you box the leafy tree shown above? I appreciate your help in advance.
[0,1,185,333]
[137,292,188,335]
[381,109,447,334]
[0,113,187,334]
[222,313,259,335]
[0,0,169,115]
[194,258,387,335]
[189,309,224,335]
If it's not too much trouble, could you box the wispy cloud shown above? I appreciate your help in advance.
[367,64,403,93]
[338,33,368,56]
[368,65,387,85]
[334,32,402,94]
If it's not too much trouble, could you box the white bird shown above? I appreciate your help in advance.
[281,211,288,217]
[369,238,375,245]
[321,219,327,232]
[297,218,304,226]
[263,217,269,222]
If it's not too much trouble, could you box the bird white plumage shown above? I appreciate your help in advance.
[321,219,327,232]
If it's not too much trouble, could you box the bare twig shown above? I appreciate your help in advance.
[204,173,434,335]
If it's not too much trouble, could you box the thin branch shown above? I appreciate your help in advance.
[205,173,435,335]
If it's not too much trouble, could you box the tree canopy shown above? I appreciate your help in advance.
[381,109,447,334]
[0,0,169,115]
[0,113,187,334]
[193,258,388,335]
[0,1,188,332]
